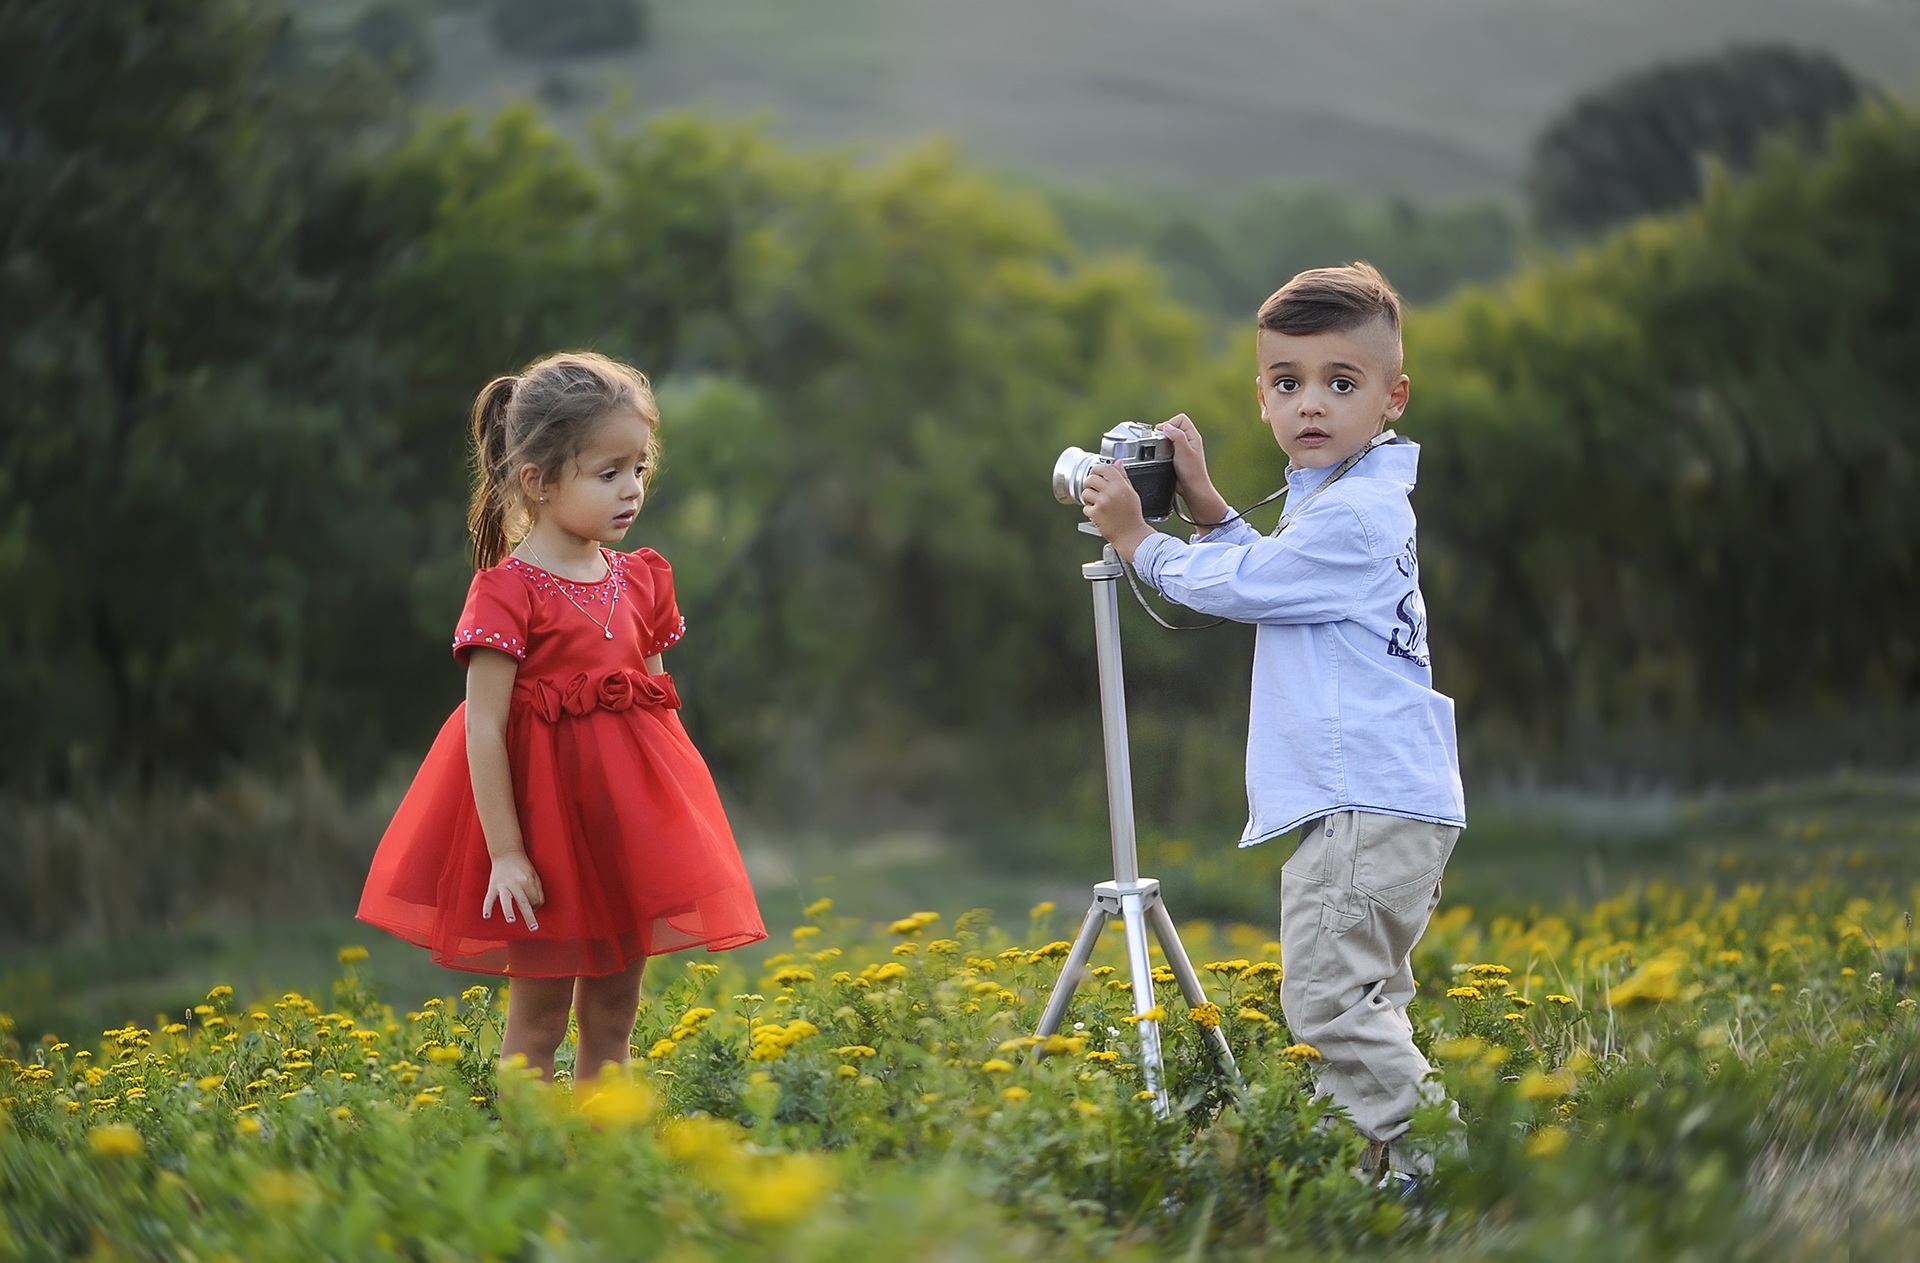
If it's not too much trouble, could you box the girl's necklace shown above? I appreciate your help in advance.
[523,542,619,640]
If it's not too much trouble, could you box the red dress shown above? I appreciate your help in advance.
[357,548,766,977]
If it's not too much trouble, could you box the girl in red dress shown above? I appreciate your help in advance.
[358,351,765,1079]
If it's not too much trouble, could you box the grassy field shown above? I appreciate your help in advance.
[3,805,1916,1258]
[412,0,1920,195]
[6,776,1916,1041]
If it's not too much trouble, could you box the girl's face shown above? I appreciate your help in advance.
[528,409,653,545]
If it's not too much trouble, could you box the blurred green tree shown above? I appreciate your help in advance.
[1410,99,1920,778]
[1527,44,1865,237]
[0,0,417,790]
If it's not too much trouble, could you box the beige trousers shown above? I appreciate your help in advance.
[1279,810,1460,1162]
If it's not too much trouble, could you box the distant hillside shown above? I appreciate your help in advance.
[418,0,1920,196]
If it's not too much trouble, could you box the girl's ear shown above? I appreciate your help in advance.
[517,462,545,504]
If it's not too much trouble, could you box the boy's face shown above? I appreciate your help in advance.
[1255,319,1410,469]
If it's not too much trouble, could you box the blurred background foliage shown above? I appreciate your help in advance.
[2,0,1917,943]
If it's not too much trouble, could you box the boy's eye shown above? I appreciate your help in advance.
[1274,377,1298,392]
[1331,378,1356,394]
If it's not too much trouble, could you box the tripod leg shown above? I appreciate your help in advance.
[1120,889,1170,1118]
[1148,899,1242,1082]
[1036,902,1110,1038]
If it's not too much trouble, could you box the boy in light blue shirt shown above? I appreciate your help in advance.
[1081,262,1465,1189]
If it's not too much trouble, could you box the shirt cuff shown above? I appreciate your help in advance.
[1191,513,1259,547]
[1130,531,1183,591]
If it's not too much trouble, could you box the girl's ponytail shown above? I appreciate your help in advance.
[467,374,519,569]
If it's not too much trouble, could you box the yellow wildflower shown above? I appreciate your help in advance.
[88,1125,144,1158]
[1001,1086,1030,1102]
[1188,1003,1223,1030]
[337,947,370,965]
[728,1153,835,1224]
[1610,954,1686,1006]
[1237,1007,1272,1024]
[1525,1125,1570,1158]
[1518,1069,1576,1100]
[578,1073,656,1131]
[1124,1006,1167,1025]
[1280,1044,1322,1061]
[981,1059,1015,1074]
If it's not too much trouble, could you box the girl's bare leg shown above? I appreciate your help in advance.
[500,975,575,1079]
[572,957,648,1078]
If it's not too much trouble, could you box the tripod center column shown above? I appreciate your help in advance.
[1084,544,1141,888]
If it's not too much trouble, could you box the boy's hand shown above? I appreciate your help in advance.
[1158,413,1230,530]
[482,851,544,931]
[1081,462,1155,562]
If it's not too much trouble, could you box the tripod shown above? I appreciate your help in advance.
[1035,526,1239,1118]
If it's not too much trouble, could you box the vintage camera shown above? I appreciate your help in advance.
[1052,422,1179,522]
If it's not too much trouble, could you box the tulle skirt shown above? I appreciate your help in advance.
[357,672,765,977]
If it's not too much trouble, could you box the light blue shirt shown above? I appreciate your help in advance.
[1131,439,1466,846]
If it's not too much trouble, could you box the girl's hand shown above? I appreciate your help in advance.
[483,851,545,931]
[1081,462,1155,562]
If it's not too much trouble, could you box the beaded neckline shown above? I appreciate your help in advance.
[505,549,619,588]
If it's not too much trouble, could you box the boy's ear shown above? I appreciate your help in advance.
[1384,374,1411,425]
[1254,374,1268,422]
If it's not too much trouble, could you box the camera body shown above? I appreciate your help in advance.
[1053,422,1179,522]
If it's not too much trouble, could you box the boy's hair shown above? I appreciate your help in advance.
[466,351,660,569]
[1257,262,1403,351]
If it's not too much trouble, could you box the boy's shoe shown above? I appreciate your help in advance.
[1376,1170,1422,1204]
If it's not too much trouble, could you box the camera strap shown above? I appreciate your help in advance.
[1269,428,1399,537]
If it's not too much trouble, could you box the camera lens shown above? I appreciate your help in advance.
[1052,447,1097,505]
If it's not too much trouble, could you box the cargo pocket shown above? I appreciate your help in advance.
[1352,815,1456,916]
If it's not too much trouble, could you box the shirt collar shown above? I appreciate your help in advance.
[1284,437,1419,497]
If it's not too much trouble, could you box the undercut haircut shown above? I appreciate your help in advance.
[1257,262,1403,346]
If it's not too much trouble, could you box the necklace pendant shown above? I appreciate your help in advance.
[605,629,614,639]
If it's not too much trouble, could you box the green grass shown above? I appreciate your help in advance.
[4,850,1916,1259]
[8,776,1918,1042]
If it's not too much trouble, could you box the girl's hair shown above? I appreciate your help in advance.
[466,351,661,569]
